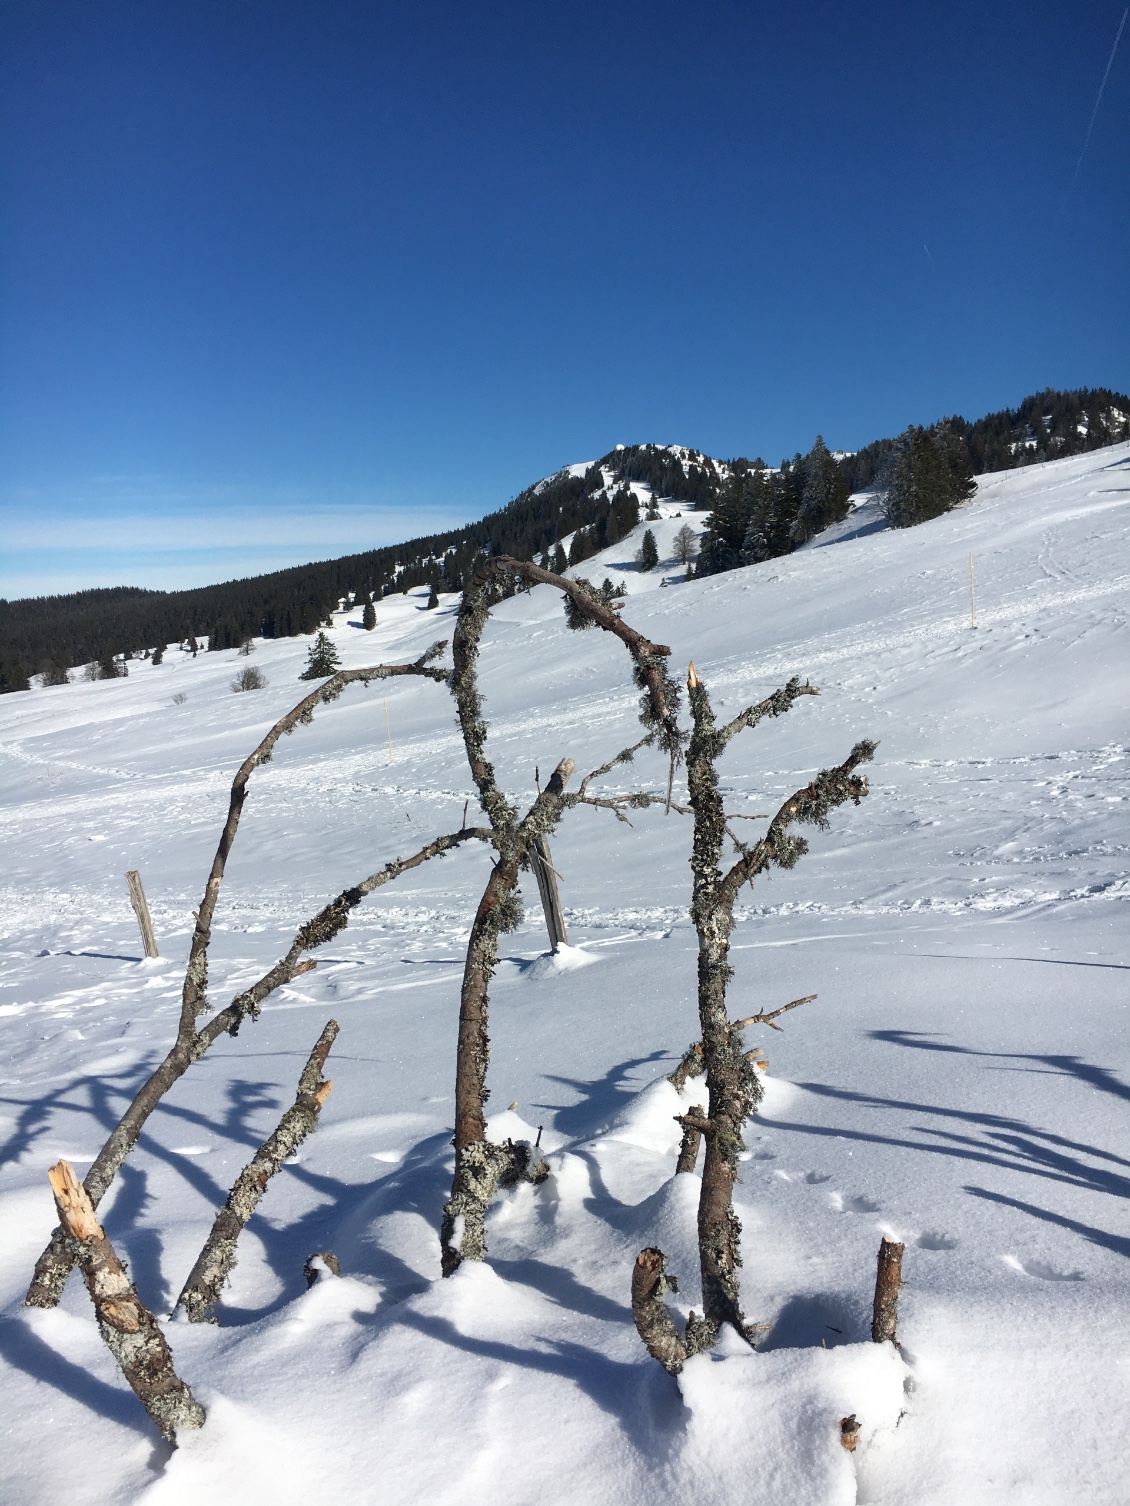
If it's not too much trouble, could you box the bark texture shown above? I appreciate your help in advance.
[675,662,875,1357]
[631,1247,688,1375]
[48,1160,205,1444]
[176,1020,339,1322]
[26,648,451,1310]
[871,1236,905,1344]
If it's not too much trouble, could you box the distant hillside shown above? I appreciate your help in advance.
[2,386,1127,693]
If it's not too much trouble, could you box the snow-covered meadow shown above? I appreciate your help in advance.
[1,443,1127,1504]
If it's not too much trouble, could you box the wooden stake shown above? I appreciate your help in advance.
[530,833,568,951]
[47,1160,204,1443]
[969,552,976,628]
[871,1235,905,1343]
[124,870,159,958]
[384,698,394,764]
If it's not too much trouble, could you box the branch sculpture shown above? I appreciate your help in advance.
[27,648,452,1309]
[634,662,876,1370]
[176,1019,339,1323]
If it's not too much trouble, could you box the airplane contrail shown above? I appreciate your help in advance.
[1072,7,1128,184]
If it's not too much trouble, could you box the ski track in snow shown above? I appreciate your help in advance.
[0,443,1128,1504]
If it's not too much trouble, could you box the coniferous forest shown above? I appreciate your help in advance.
[1,386,1127,694]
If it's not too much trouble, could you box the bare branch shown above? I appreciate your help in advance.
[732,994,817,1034]
[180,647,449,1033]
[717,744,877,915]
[716,680,819,752]
[194,825,492,1052]
[176,1020,339,1323]
[575,736,654,797]
[48,1160,205,1443]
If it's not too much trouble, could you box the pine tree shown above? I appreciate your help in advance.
[638,528,659,571]
[791,436,850,544]
[881,423,976,528]
[299,630,342,680]
[427,585,440,610]
[152,646,165,665]
[552,543,568,574]
[362,596,377,631]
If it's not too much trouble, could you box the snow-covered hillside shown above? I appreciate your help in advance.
[1,443,1127,1505]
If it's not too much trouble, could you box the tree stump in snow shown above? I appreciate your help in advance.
[871,1236,905,1344]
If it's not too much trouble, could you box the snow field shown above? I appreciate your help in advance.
[0,442,1128,1503]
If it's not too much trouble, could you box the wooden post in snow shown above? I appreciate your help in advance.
[531,834,568,951]
[125,870,159,958]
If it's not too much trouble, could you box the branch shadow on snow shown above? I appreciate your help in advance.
[964,1186,1130,1260]
[0,1315,153,1438]
[868,1029,1130,1106]
[394,1309,687,1450]
[534,1050,669,1140]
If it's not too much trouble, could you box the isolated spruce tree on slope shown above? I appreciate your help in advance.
[638,528,660,571]
[552,542,568,574]
[300,630,342,680]
[362,595,377,631]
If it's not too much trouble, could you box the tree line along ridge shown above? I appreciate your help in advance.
[1,386,1126,693]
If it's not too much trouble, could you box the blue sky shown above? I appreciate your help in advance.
[2,1,1127,598]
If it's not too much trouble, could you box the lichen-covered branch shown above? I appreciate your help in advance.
[176,1020,339,1322]
[464,558,684,759]
[661,659,875,1360]
[440,759,571,1274]
[631,1248,688,1375]
[47,1160,205,1444]
[25,655,453,1310]
[193,825,492,1053]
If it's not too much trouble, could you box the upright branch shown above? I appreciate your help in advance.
[439,760,570,1274]
[636,662,875,1365]
[439,560,686,1276]
[26,649,452,1310]
[177,1020,339,1323]
[47,1160,205,1444]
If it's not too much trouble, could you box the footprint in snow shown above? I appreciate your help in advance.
[1003,1254,1084,1282]
[916,1231,958,1251]
[829,1192,881,1214]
